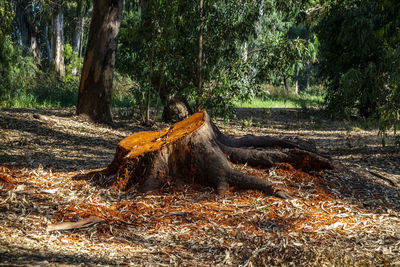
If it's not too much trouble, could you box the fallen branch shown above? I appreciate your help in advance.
[46,216,104,232]
[368,169,399,187]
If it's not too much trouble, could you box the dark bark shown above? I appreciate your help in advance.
[51,1,65,77]
[282,76,288,92]
[15,3,41,61]
[359,96,377,118]
[76,0,124,123]
[15,5,28,47]
[142,0,157,124]
[196,0,204,110]
[160,91,192,122]
[102,110,332,198]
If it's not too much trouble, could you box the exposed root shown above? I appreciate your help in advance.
[103,110,332,198]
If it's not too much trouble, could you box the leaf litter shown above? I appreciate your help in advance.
[0,107,400,266]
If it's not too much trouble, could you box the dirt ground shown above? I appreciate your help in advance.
[0,107,399,266]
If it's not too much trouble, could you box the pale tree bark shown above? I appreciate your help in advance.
[28,20,42,60]
[44,26,51,66]
[71,0,86,75]
[295,67,299,95]
[76,0,124,123]
[51,1,65,78]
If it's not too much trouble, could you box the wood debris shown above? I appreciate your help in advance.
[0,107,399,265]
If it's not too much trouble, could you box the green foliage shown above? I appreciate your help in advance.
[64,43,83,80]
[0,37,41,105]
[0,37,79,108]
[0,1,14,40]
[117,1,263,117]
[316,0,400,125]
[251,5,319,90]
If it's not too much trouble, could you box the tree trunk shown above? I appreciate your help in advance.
[44,26,51,66]
[79,17,85,58]
[99,110,332,197]
[76,0,124,124]
[196,0,204,110]
[142,0,157,124]
[51,2,65,78]
[15,3,41,61]
[282,76,288,92]
[71,0,85,75]
[295,67,299,95]
[15,5,27,47]
[28,21,42,61]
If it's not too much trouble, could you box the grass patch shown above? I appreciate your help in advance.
[0,73,138,109]
[235,93,324,109]
[235,84,325,109]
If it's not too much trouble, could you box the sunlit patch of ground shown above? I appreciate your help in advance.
[1,107,400,265]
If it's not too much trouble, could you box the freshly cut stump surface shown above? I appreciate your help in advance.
[105,110,332,197]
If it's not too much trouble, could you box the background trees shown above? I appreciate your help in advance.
[0,0,399,137]
[316,0,400,123]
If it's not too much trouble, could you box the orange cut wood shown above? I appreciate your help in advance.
[103,110,331,198]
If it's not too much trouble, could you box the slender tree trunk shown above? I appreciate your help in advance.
[295,67,299,95]
[28,21,42,61]
[15,6,29,50]
[145,11,156,124]
[196,0,204,110]
[79,18,85,58]
[71,19,82,75]
[51,2,65,78]
[44,26,51,66]
[141,0,154,122]
[72,1,85,75]
[306,61,310,89]
[141,0,191,122]
[283,76,288,92]
[76,0,124,123]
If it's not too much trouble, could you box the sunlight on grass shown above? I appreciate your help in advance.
[236,98,298,108]
[235,94,324,109]
[235,84,325,109]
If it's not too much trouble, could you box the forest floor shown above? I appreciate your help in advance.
[0,107,400,266]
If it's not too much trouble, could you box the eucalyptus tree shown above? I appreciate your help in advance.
[50,0,65,77]
[70,0,91,75]
[77,0,124,123]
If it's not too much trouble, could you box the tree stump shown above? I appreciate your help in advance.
[105,110,332,198]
